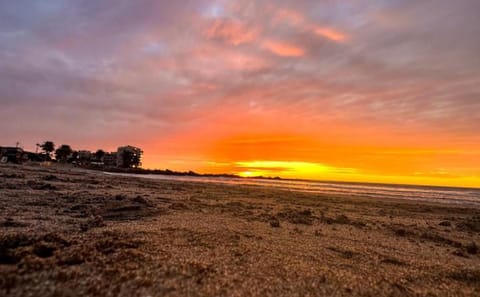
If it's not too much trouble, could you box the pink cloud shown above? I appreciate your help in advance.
[271,7,348,43]
[185,43,270,75]
[204,18,259,45]
[261,39,305,57]
[273,8,304,26]
[312,26,347,42]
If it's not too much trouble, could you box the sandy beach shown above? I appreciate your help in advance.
[1,163,479,296]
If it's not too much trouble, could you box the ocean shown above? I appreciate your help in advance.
[104,172,480,206]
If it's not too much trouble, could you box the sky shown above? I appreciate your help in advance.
[1,0,480,188]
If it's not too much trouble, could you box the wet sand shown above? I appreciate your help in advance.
[1,163,479,296]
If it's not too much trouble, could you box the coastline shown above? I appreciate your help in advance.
[90,165,480,191]
[1,163,480,296]
[103,171,480,207]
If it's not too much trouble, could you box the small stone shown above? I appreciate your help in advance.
[466,242,478,255]
[269,218,280,228]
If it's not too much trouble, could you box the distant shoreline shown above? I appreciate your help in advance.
[85,164,480,192]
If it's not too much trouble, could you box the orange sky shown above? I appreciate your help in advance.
[141,100,480,188]
[1,1,480,188]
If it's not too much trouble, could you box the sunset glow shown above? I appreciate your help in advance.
[313,27,347,42]
[235,161,357,178]
[261,40,305,57]
[1,1,480,188]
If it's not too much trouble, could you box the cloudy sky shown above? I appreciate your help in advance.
[1,0,480,187]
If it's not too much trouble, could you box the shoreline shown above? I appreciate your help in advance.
[89,165,480,192]
[103,170,480,208]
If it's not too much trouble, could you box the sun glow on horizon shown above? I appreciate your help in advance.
[235,160,357,178]
[142,154,480,189]
[232,160,480,188]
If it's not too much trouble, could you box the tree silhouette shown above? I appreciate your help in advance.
[94,149,106,161]
[40,141,55,160]
[55,144,73,162]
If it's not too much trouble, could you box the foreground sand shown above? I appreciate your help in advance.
[1,164,479,296]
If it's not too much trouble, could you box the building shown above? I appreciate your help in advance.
[116,146,143,168]
[24,151,44,162]
[77,150,93,165]
[0,147,24,164]
[103,152,117,167]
